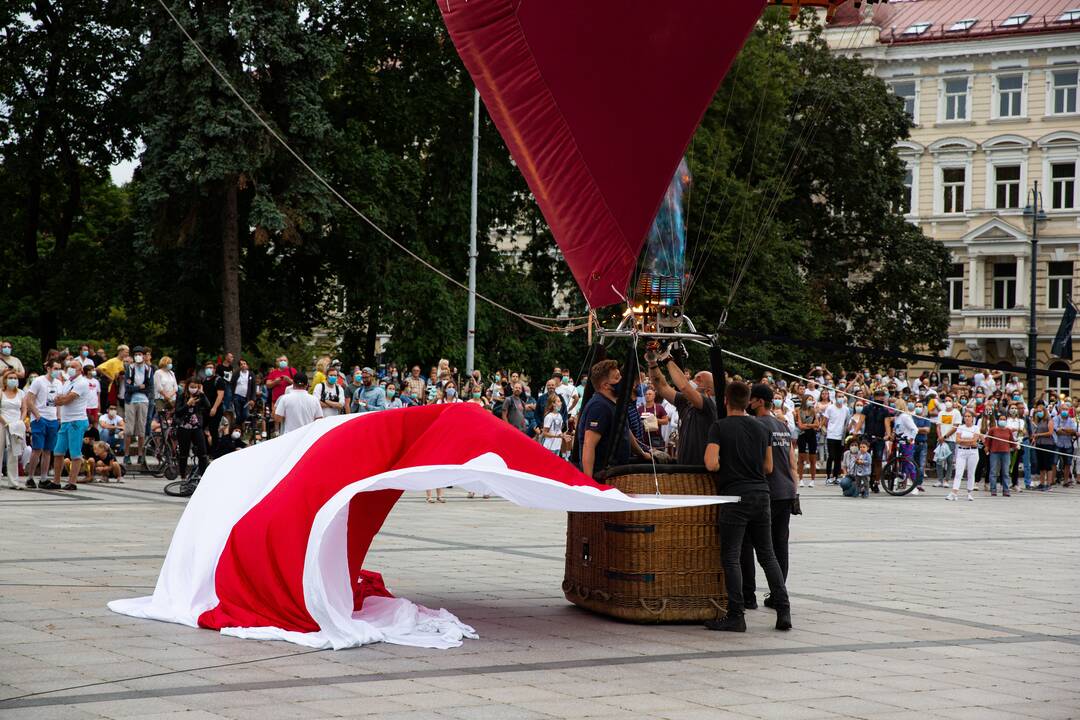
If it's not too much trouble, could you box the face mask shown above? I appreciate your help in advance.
[960,398,968,406]
[1009,408,1018,416]
[327,376,337,385]
[49,369,60,379]
[0,347,10,356]
[108,410,116,418]
[88,371,96,378]
[5,378,16,389]
[773,398,782,408]
[278,361,287,369]
[889,403,897,409]
[855,404,864,413]
[66,368,77,379]
[915,407,924,415]
[231,430,241,440]
[134,355,144,364]
[204,368,213,377]
[997,420,1007,428]
[354,374,362,383]
[945,401,953,409]
[906,402,915,411]
[1037,411,1045,419]
[495,374,501,382]
[81,350,89,358]
[446,388,457,398]
[387,389,396,398]
[471,392,481,399]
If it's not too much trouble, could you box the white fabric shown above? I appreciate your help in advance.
[893,412,918,442]
[28,376,61,421]
[109,412,734,650]
[155,370,178,401]
[1,389,25,428]
[234,370,250,398]
[953,447,978,491]
[275,388,324,432]
[58,376,93,423]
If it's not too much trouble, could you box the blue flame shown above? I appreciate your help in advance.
[641,157,691,302]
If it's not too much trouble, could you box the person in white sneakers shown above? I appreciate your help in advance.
[948,411,979,501]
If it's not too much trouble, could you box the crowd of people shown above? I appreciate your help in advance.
[1,337,1075,505]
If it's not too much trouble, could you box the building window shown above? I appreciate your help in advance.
[1049,261,1074,310]
[947,263,964,311]
[996,74,1024,117]
[1049,360,1070,396]
[1052,162,1076,209]
[901,168,913,213]
[995,165,1022,209]
[942,167,966,213]
[948,18,978,32]
[1001,13,1031,27]
[1059,9,1080,22]
[1053,69,1079,114]
[944,77,969,120]
[903,22,932,36]
[891,80,917,120]
[993,262,1017,309]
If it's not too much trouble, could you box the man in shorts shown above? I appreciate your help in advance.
[45,359,95,490]
[25,360,63,488]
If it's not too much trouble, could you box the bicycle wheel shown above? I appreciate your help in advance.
[882,458,917,496]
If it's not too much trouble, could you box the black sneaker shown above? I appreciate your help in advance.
[763,594,776,609]
[744,595,758,610]
[25,479,37,489]
[38,480,61,490]
[775,607,793,631]
[705,614,746,632]
[870,483,880,494]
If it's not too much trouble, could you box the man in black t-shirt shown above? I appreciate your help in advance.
[646,343,717,464]
[861,388,894,492]
[703,381,791,633]
[576,360,652,478]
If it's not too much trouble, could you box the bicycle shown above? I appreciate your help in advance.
[879,437,919,496]
[163,446,205,497]
[146,409,180,481]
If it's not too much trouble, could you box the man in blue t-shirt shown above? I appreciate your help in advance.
[576,360,651,478]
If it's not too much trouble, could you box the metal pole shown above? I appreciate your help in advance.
[466,88,480,375]
[1027,180,1039,408]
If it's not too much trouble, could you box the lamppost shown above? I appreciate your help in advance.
[1023,181,1048,407]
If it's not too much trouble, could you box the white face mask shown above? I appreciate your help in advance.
[108,410,116,418]
[134,355,144,364]
[231,431,241,440]
[66,368,77,379]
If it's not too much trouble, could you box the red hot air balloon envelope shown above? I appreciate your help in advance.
[438,0,766,308]
[110,404,734,649]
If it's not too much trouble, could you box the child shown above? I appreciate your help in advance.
[92,441,124,482]
[843,440,872,498]
[840,440,860,497]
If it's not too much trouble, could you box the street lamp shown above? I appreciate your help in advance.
[1023,181,1048,407]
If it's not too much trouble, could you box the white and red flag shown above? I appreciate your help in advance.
[110,403,728,649]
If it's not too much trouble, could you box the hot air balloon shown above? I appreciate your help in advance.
[437,0,774,622]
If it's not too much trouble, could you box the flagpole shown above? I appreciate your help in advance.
[1024,180,1045,407]
[466,88,480,375]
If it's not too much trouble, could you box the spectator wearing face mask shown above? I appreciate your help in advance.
[155,356,178,412]
[211,420,247,458]
[912,402,932,492]
[935,397,961,487]
[122,346,155,469]
[822,393,848,484]
[231,358,252,425]
[46,359,95,491]
[1051,406,1077,488]
[265,355,297,417]
[985,416,1014,496]
[201,361,228,448]
[384,384,404,409]
[98,405,125,453]
[175,377,211,482]
[0,369,27,489]
[25,360,64,487]
[353,368,386,413]
[314,367,348,416]
[0,340,26,386]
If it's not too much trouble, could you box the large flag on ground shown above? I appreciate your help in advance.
[109,403,730,649]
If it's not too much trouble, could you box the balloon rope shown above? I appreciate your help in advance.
[154,0,587,333]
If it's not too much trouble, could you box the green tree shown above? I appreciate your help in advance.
[683,14,950,373]
[0,0,139,358]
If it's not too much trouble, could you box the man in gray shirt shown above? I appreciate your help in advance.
[741,382,798,610]
[646,345,717,465]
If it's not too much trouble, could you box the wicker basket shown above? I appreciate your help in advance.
[563,464,726,623]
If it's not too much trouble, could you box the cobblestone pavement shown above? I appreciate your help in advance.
[2,472,1079,719]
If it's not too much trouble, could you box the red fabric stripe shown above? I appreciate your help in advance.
[198,404,603,632]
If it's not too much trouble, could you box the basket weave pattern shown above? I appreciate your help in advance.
[563,468,726,622]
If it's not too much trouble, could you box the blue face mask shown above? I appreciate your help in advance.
[204,368,213,378]
[278,361,287,369]
[1037,411,1045,419]
[0,347,10,356]
[327,376,337,385]
[166,363,173,371]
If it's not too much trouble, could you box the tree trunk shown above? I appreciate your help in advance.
[221,177,242,357]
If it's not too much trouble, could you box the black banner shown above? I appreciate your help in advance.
[1052,299,1076,360]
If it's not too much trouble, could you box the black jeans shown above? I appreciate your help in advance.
[177,427,208,478]
[741,497,793,600]
[825,439,844,479]
[720,492,789,615]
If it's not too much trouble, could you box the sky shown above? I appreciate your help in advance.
[110,158,137,186]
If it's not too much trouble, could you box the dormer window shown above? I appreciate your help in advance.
[1001,13,1031,27]
[903,22,932,35]
[948,18,978,32]
[1057,9,1080,22]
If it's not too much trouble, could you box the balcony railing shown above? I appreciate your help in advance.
[976,314,1012,330]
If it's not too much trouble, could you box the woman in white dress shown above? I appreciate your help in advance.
[0,369,27,489]
[541,395,566,455]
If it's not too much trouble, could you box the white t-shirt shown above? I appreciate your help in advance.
[155,370,178,401]
[275,388,324,433]
[542,411,564,452]
[59,375,94,423]
[823,403,849,440]
[894,412,918,442]
[234,370,251,398]
[100,412,123,432]
[938,408,960,440]
[28,375,62,421]
[314,382,346,417]
[954,424,978,445]
[86,377,101,410]
[555,383,576,409]
[1,389,25,428]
